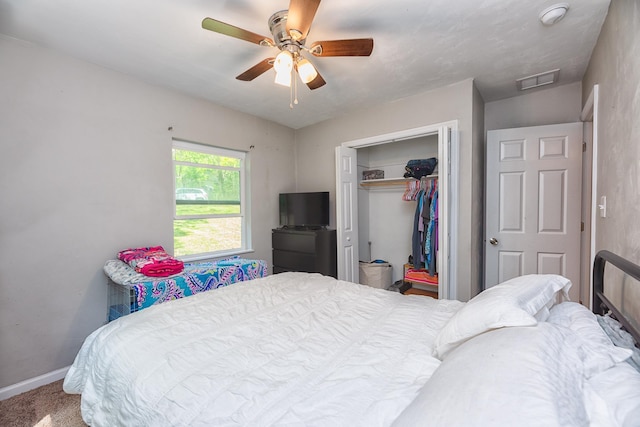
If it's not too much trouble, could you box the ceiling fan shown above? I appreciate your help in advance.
[201,0,374,91]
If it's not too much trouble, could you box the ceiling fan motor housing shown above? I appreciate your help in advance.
[269,10,304,53]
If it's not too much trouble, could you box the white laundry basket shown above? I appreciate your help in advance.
[359,261,393,289]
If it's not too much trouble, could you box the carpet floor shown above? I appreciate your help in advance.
[0,380,86,427]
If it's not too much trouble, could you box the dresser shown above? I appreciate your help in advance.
[272,228,337,278]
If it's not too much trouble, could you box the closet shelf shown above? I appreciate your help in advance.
[359,175,438,188]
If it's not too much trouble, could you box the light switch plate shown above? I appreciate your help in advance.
[598,196,607,218]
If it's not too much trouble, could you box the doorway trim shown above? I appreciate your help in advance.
[581,84,599,309]
[336,120,459,299]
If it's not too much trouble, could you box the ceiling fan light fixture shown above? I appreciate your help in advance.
[274,50,293,87]
[297,58,318,84]
[274,70,292,87]
[274,50,293,74]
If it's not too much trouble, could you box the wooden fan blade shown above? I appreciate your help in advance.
[236,58,275,81]
[286,0,321,41]
[202,17,274,46]
[306,71,326,90]
[310,38,374,57]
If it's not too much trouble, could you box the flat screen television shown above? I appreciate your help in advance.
[279,192,330,229]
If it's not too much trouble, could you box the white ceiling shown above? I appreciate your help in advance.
[0,0,610,129]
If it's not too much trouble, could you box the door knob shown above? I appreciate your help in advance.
[489,237,499,246]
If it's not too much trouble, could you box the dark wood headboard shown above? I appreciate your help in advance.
[592,250,640,347]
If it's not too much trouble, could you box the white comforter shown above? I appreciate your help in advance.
[64,272,463,427]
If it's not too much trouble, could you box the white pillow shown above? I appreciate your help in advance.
[432,274,571,359]
[547,302,632,378]
[394,323,588,427]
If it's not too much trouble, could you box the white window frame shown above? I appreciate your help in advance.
[172,139,250,261]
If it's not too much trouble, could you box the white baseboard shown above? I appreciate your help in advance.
[0,366,70,401]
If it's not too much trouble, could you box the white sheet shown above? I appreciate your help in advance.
[64,272,463,427]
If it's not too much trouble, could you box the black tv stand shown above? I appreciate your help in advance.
[272,228,337,278]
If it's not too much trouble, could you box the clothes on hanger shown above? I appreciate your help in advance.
[407,178,438,274]
[402,179,422,201]
[426,189,438,275]
[411,188,424,268]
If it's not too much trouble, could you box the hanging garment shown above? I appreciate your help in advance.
[403,179,421,201]
[427,189,438,275]
[411,189,425,268]
[419,179,438,275]
[421,188,430,263]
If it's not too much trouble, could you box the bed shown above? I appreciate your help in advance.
[64,251,640,426]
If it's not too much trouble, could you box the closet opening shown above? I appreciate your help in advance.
[335,121,459,299]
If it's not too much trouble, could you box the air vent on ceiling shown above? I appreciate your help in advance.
[516,69,560,91]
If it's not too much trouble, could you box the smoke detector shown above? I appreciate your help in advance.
[539,3,570,26]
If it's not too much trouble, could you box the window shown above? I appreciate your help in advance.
[172,140,248,258]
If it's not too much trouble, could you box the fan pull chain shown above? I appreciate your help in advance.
[294,68,299,106]
[289,67,298,109]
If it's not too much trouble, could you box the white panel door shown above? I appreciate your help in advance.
[335,146,359,282]
[485,123,583,298]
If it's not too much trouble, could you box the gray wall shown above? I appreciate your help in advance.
[582,0,640,317]
[294,79,483,302]
[0,36,295,389]
[582,0,640,258]
[484,82,582,132]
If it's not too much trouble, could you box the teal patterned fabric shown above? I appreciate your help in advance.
[105,257,268,313]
